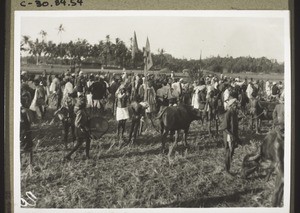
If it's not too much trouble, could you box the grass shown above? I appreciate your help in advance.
[20,106,281,208]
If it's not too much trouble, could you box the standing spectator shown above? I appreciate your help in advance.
[115,85,130,144]
[171,78,182,97]
[86,74,94,112]
[271,82,280,100]
[278,81,284,90]
[90,75,107,113]
[21,81,33,110]
[138,77,146,102]
[49,74,62,110]
[156,82,169,110]
[144,80,156,117]
[249,93,264,134]
[272,95,284,133]
[265,80,272,99]
[21,91,33,165]
[220,98,240,173]
[223,85,232,111]
[30,80,47,120]
[62,77,74,103]
[246,82,254,99]
[109,78,120,115]
[170,71,175,79]
[121,71,127,81]
[192,81,205,109]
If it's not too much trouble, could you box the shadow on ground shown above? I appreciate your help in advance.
[155,188,264,208]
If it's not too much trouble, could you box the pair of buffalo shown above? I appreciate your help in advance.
[156,104,283,207]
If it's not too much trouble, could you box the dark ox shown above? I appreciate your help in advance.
[157,104,202,157]
[242,129,284,207]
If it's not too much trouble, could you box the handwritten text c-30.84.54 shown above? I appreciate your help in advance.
[20,0,84,8]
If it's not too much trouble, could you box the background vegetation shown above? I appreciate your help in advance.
[21,30,284,74]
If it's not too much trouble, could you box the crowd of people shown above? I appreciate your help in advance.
[20,69,285,165]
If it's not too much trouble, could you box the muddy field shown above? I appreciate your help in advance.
[20,104,281,208]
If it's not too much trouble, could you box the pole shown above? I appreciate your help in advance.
[144,56,147,77]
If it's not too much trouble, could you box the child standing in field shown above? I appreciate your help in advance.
[64,95,91,161]
[115,85,130,145]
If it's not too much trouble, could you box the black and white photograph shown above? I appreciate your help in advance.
[14,10,291,212]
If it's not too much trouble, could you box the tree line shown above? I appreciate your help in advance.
[21,29,284,74]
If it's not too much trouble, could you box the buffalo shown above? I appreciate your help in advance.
[241,129,284,207]
[157,104,202,157]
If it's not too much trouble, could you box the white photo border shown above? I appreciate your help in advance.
[14,10,291,213]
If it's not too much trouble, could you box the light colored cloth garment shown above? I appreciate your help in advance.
[134,75,140,89]
[49,82,56,93]
[235,81,245,87]
[192,85,205,109]
[171,82,182,97]
[191,88,199,109]
[49,77,60,94]
[116,107,129,121]
[121,73,127,81]
[246,84,253,99]
[93,99,101,109]
[86,80,94,88]
[206,85,214,99]
[29,87,46,118]
[86,94,93,108]
[223,88,230,110]
[63,82,73,97]
[213,81,219,90]
[227,134,232,143]
[265,81,272,97]
[29,89,38,112]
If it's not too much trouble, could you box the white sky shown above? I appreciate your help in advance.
[20,11,285,62]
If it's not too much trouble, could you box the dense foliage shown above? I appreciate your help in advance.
[21,32,284,74]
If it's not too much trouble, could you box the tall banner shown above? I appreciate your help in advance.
[131,31,138,60]
[143,37,153,75]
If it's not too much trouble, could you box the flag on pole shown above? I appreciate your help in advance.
[131,31,139,60]
[143,37,153,75]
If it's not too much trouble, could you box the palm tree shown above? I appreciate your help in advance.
[44,41,56,60]
[39,30,47,42]
[103,35,111,67]
[57,24,65,61]
[29,38,45,65]
[21,35,31,52]
[21,35,32,64]
[114,38,128,68]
